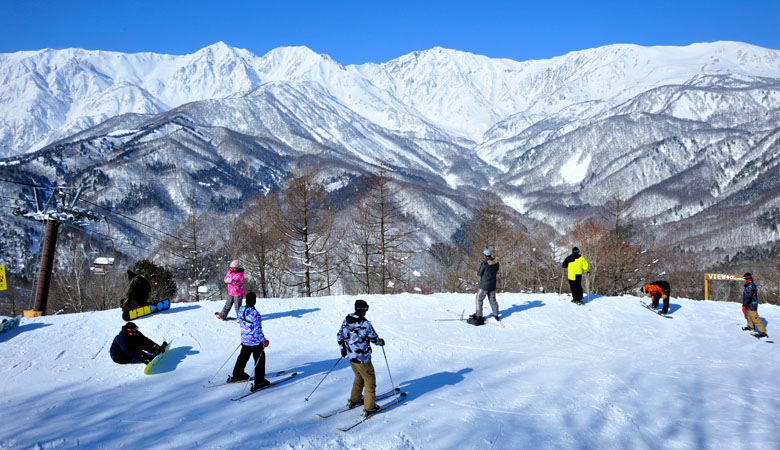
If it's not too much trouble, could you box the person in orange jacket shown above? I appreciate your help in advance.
[642,281,671,315]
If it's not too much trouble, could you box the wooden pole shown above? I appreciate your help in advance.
[32,220,60,315]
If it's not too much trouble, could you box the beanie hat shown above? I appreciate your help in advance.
[124,322,138,333]
[230,259,240,268]
[744,272,752,280]
[246,292,257,307]
[572,247,580,254]
[483,248,492,257]
[355,299,369,312]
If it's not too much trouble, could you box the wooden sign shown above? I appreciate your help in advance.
[704,273,743,300]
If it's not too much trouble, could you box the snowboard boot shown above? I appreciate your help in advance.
[469,314,483,320]
[361,405,381,417]
[755,332,768,338]
[742,326,753,331]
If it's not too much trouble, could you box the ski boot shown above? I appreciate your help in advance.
[361,405,381,417]
[250,378,271,392]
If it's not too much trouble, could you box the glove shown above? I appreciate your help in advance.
[376,338,385,347]
[742,306,747,315]
[263,340,270,348]
[226,277,233,283]
[341,348,347,358]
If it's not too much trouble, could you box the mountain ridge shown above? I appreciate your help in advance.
[1,41,779,271]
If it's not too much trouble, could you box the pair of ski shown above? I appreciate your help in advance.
[203,370,298,400]
[436,308,503,327]
[433,308,465,323]
[640,301,673,319]
[203,369,288,388]
[316,387,407,432]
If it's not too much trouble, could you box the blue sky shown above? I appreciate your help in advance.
[2,0,778,64]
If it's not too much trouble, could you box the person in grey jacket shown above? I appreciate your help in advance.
[337,299,385,417]
[472,248,500,322]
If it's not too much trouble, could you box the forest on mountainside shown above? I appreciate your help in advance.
[2,166,778,317]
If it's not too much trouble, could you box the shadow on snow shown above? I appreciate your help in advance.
[500,301,544,320]
[0,322,51,343]
[399,368,473,402]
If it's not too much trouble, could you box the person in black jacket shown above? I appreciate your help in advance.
[472,249,500,322]
[742,273,768,337]
[562,247,589,305]
[110,322,165,364]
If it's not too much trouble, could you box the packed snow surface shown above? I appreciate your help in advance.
[1,292,779,449]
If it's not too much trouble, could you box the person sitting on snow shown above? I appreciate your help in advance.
[110,322,165,364]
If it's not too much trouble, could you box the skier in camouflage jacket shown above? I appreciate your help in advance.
[742,273,767,336]
[337,299,385,415]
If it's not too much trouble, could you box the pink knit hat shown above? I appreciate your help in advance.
[230,260,239,268]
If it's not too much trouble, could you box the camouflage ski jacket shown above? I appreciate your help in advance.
[743,280,759,311]
[337,313,380,364]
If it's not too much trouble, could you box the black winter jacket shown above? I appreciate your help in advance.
[110,327,159,364]
[478,256,500,291]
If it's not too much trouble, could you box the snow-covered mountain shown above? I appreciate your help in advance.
[3,41,778,157]
[1,41,779,266]
[1,292,779,448]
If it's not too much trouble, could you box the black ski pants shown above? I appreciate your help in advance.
[569,275,583,302]
[650,293,670,314]
[233,344,265,379]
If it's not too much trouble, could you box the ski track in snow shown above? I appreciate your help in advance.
[1,292,779,449]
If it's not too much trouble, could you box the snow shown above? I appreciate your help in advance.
[560,150,592,184]
[1,292,779,449]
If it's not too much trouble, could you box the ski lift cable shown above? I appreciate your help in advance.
[0,178,53,189]
[76,197,188,244]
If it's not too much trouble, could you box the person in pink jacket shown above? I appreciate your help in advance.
[216,260,245,320]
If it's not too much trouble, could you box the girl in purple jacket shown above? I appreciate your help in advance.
[229,292,270,391]
[216,259,244,320]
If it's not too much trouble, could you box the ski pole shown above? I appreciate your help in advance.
[558,270,565,300]
[584,272,591,302]
[206,342,242,385]
[381,346,397,391]
[304,357,342,401]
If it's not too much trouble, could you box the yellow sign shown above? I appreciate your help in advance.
[0,265,6,291]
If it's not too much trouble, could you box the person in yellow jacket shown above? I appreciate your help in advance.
[562,247,589,304]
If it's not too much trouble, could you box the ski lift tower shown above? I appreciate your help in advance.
[13,185,101,316]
